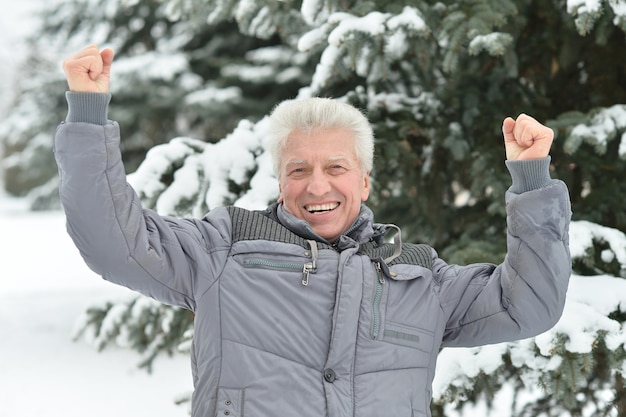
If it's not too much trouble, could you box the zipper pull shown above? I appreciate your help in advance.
[302,262,314,286]
[374,261,385,284]
[303,240,319,286]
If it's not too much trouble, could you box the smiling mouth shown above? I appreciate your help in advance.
[305,202,339,214]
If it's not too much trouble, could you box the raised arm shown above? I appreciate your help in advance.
[54,45,232,311]
[439,114,571,346]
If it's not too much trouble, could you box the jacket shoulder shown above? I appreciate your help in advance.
[359,241,433,269]
[393,243,434,269]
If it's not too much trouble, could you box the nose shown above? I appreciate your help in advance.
[306,168,331,196]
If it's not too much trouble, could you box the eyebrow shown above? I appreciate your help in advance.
[284,160,307,169]
[327,156,353,166]
[285,156,352,166]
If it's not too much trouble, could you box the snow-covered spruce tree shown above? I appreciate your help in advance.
[0,0,312,209]
[60,0,626,415]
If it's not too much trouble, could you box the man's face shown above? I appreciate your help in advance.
[278,127,371,242]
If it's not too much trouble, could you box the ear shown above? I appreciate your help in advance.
[278,183,284,203]
[361,172,371,202]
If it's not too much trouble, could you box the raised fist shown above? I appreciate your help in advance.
[502,114,554,161]
[62,45,114,93]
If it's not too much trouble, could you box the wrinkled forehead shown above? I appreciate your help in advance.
[282,129,358,161]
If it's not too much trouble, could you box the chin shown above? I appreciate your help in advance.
[318,231,340,242]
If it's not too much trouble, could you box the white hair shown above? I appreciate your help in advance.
[266,97,374,179]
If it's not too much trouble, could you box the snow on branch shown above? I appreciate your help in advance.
[128,117,278,218]
[567,0,626,34]
[127,137,204,211]
[298,7,431,94]
[111,51,190,87]
[71,295,194,372]
[468,32,513,56]
[564,104,626,158]
[570,220,626,271]
[301,0,329,26]
[433,220,626,407]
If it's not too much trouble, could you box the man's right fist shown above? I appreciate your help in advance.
[62,45,114,93]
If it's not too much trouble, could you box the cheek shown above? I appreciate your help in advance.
[279,183,298,206]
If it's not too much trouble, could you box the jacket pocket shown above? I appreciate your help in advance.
[239,239,320,286]
[382,321,435,353]
[243,257,317,286]
[216,387,245,417]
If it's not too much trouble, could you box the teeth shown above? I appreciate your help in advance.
[306,203,339,213]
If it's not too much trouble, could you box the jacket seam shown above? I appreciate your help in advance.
[355,366,430,377]
[446,309,511,332]
[222,338,320,372]
[351,260,366,417]
[195,246,231,301]
[103,132,193,305]
[217,226,236,402]
[443,262,511,331]
[500,238,523,308]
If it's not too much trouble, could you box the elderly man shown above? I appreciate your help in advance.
[55,45,571,417]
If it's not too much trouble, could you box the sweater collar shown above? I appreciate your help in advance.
[273,202,375,247]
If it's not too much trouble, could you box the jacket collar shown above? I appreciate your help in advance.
[273,202,375,248]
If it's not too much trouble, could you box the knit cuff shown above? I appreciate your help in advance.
[505,156,553,193]
[65,91,111,125]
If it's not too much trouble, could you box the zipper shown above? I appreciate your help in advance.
[243,240,318,287]
[301,262,315,286]
[304,239,318,286]
[371,261,386,339]
[243,258,316,286]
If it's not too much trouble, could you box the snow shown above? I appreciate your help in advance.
[566,0,626,34]
[569,219,626,266]
[2,0,626,415]
[567,0,603,15]
[127,117,278,217]
[387,6,428,33]
[111,51,190,85]
[468,32,513,56]
[428,219,626,414]
[566,105,626,157]
[433,269,626,416]
[184,85,241,105]
[4,179,626,417]
[384,5,429,60]
[0,195,192,417]
[129,137,202,201]
[301,0,327,25]
[301,8,433,94]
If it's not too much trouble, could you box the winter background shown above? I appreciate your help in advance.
[0,2,192,416]
[2,1,626,416]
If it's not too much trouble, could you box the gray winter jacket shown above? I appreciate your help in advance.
[54,92,571,417]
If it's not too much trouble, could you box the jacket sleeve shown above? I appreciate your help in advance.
[437,157,571,347]
[54,93,232,312]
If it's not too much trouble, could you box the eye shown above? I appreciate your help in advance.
[328,164,348,174]
[287,166,308,177]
